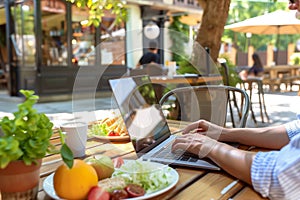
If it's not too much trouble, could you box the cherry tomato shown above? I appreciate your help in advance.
[125,184,145,198]
[110,189,128,200]
[108,131,117,136]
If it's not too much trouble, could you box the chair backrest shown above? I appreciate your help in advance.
[159,85,250,128]
[218,60,230,86]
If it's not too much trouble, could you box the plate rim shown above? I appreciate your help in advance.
[91,134,130,141]
[43,163,179,200]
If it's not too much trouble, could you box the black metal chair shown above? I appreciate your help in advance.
[219,60,244,128]
[242,77,270,124]
[159,85,250,128]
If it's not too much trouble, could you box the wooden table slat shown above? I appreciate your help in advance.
[233,186,267,200]
[171,172,242,200]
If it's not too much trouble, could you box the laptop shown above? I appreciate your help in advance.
[109,75,220,170]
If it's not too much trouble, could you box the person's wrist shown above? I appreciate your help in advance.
[206,140,221,159]
[198,138,218,158]
[218,128,235,142]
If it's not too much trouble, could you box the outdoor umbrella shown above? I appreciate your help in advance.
[225,10,300,62]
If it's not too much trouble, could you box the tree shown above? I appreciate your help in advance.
[196,0,231,63]
[66,0,127,27]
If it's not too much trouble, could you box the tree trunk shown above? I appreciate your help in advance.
[196,0,231,63]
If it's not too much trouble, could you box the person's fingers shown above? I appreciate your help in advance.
[173,134,195,144]
[171,142,189,152]
[197,120,210,130]
[182,120,209,134]
[172,134,193,148]
[172,137,189,144]
[182,122,199,134]
[192,128,207,133]
[172,134,218,158]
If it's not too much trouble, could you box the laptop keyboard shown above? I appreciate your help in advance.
[152,141,199,162]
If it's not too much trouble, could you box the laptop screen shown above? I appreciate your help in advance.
[109,75,171,153]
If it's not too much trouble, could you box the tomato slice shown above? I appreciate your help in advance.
[125,184,145,198]
[110,189,128,200]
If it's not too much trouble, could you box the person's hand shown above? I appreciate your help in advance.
[182,120,223,140]
[171,133,218,158]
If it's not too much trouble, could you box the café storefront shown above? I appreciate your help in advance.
[2,0,127,100]
[1,0,203,100]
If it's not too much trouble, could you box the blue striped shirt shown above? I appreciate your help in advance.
[251,115,300,199]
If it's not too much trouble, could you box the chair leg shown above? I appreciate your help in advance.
[248,84,257,125]
[257,87,264,123]
[259,82,270,122]
[228,92,236,128]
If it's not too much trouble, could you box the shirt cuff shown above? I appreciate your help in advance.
[284,120,300,139]
[251,151,279,198]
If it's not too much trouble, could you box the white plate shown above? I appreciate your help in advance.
[43,164,179,200]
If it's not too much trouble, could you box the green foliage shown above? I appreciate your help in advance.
[67,0,127,27]
[11,6,34,35]
[0,90,74,169]
[138,83,157,104]
[168,16,199,75]
[60,143,74,169]
[177,58,200,75]
[169,16,190,62]
[218,54,242,87]
[290,52,300,65]
[0,90,54,168]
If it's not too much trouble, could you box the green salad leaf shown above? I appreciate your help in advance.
[113,160,173,193]
[89,123,108,136]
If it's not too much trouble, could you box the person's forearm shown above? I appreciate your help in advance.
[208,142,255,184]
[219,125,289,149]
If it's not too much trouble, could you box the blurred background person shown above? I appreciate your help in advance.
[239,53,264,80]
[136,41,160,69]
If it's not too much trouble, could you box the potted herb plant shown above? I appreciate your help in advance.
[0,90,69,199]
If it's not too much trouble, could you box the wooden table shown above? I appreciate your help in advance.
[150,75,223,85]
[263,65,300,91]
[38,119,268,200]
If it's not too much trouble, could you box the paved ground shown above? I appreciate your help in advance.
[0,89,299,128]
[246,90,299,128]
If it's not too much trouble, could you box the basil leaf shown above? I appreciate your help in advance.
[61,143,74,169]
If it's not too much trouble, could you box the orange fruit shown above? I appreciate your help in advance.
[53,159,98,200]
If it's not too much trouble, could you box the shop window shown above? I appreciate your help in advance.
[71,5,95,66]
[41,0,67,66]
[11,0,35,67]
[71,7,125,66]
[100,17,125,66]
